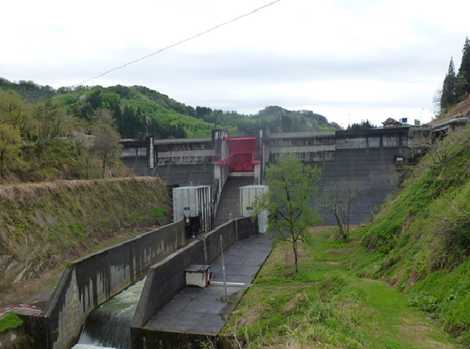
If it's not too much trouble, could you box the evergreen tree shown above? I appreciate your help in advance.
[456,37,470,99]
[440,57,457,111]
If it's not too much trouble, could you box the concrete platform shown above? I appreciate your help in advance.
[143,234,271,336]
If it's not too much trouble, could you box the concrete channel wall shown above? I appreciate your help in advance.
[43,221,186,349]
[132,217,257,330]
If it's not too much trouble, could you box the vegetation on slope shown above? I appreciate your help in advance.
[0,313,23,333]
[0,78,55,102]
[0,177,169,305]
[358,125,470,345]
[1,78,339,141]
[0,89,124,183]
[226,126,469,348]
[52,85,213,139]
[438,94,470,124]
[225,228,456,349]
[439,37,470,115]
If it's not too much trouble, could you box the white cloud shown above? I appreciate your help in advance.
[1,0,468,127]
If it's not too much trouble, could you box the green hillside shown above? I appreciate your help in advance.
[0,78,55,101]
[52,85,214,139]
[0,177,169,306]
[0,78,339,140]
[358,124,470,346]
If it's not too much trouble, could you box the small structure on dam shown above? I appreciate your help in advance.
[240,185,269,233]
[172,185,213,237]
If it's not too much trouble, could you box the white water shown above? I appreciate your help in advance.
[72,279,145,349]
[72,345,115,349]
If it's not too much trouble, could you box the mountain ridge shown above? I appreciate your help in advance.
[0,78,340,139]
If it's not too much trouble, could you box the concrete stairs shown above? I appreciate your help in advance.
[214,176,253,227]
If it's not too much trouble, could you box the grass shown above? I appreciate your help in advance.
[0,177,171,306]
[224,227,458,349]
[354,125,470,346]
[0,313,23,333]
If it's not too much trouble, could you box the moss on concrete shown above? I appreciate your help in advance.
[0,313,23,333]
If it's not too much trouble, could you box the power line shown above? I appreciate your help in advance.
[76,0,282,87]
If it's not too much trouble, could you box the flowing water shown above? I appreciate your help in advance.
[71,279,146,349]
[72,344,115,349]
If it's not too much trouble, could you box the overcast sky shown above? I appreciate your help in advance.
[1,0,469,127]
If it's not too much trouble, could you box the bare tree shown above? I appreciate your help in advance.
[322,182,357,241]
[91,115,121,178]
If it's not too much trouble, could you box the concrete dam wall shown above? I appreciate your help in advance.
[121,127,429,225]
[43,221,186,349]
[121,137,218,187]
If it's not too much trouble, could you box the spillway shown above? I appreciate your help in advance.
[72,279,145,349]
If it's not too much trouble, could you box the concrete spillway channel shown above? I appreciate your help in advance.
[132,235,271,348]
[70,218,270,349]
[72,279,146,349]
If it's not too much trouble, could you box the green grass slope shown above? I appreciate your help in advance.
[0,177,169,304]
[225,228,456,348]
[357,125,470,345]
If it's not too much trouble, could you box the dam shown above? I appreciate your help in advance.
[8,124,435,349]
[122,126,430,224]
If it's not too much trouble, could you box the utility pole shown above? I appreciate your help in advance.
[219,235,228,300]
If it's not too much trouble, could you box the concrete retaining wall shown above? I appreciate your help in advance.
[313,147,407,224]
[131,240,205,329]
[122,160,215,187]
[132,217,257,330]
[43,221,186,349]
[202,220,237,265]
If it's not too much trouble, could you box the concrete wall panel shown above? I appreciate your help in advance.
[44,221,186,349]
[132,217,257,332]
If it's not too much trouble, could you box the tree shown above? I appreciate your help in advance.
[322,182,357,241]
[0,91,35,139]
[33,100,72,146]
[0,124,22,179]
[72,131,95,179]
[348,120,376,131]
[440,57,457,111]
[457,37,470,99]
[259,155,320,273]
[91,116,122,178]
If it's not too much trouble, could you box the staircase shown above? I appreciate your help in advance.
[214,176,254,227]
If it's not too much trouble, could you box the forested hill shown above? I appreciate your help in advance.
[0,78,340,139]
